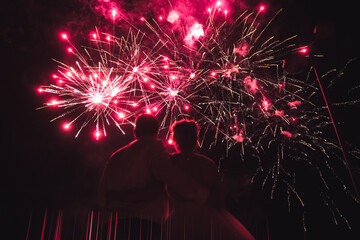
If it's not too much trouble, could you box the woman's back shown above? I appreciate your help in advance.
[170,152,223,208]
[168,152,224,240]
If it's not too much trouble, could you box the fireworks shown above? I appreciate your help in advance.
[37,1,359,230]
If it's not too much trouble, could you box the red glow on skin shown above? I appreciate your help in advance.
[281,131,292,138]
[299,47,308,54]
[288,100,302,107]
[258,4,266,12]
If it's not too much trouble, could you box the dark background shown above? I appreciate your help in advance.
[1,0,359,239]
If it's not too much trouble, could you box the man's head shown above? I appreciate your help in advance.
[171,119,199,153]
[134,114,159,139]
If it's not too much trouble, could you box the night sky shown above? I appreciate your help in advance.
[2,0,360,239]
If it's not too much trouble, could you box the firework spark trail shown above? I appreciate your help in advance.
[37,2,359,229]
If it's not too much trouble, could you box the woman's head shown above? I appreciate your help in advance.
[171,119,199,153]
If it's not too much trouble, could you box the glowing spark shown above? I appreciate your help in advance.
[262,97,271,111]
[91,94,103,104]
[60,33,68,40]
[275,110,284,117]
[62,122,72,131]
[184,22,204,46]
[94,129,102,141]
[37,87,44,94]
[244,76,258,93]
[232,129,244,142]
[299,47,308,54]
[111,9,117,18]
[258,4,266,12]
[281,131,292,138]
[167,10,179,23]
[235,42,250,57]
[288,100,302,107]
[117,112,125,119]
[168,88,178,97]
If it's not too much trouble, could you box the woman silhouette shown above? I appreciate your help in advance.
[168,119,255,240]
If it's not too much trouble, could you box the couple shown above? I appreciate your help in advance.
[98,114,254,240]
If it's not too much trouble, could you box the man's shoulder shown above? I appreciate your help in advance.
[138,137,166,149]
[110,140,136,159]
[193,153,217,168]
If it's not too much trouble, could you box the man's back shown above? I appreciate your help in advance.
[106,138,167,190]
[99,137,170,223]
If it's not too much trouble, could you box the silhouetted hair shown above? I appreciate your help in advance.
[171,119,199,152]
[134,114,159,138]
